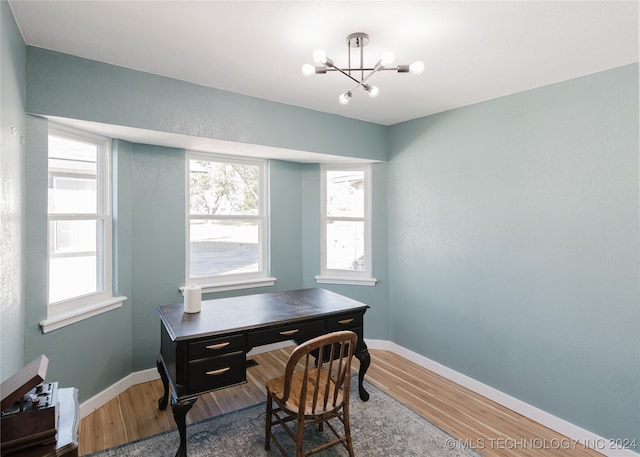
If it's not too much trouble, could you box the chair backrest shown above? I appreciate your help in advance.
[281,331,358,415]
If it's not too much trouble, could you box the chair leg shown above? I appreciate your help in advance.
[265,392,273,450]
[295,415,305,457]
[343,407,355,457]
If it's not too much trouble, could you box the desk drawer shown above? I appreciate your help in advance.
[188,351,245,393]
[247,320,324,347]
[188,334,245,360]
[326,313,363,330]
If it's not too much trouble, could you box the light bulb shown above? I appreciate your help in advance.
[338,92,352,105]
[301,64,315,77]
[366,85,379,98]
[313,49,327,65]
[380,51,395,67]
[409,61,425,75]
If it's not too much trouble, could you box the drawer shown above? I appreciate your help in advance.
[188,333,245,360]
[188,351,245,393]
[247,320,324,347]
[326,312,363,330]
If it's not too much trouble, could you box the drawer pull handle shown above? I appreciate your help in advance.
[279,329,300,336]
[338,318,354,325]
[206,367,231,376]
[206,342,230,350]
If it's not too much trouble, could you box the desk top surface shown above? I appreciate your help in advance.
[158,288,369,341]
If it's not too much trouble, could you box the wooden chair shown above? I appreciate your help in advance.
[265,330,358,457]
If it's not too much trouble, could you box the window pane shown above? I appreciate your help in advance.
[326,170,364,218]
[49,220,101,303]
[190,160,259,216]
[326,221,365,271]
[190,220,259,277]
[48,136,98,214]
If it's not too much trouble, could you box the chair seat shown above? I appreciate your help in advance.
[266,368,344,417]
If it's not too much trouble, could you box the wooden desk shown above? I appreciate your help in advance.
[156,288,371,457]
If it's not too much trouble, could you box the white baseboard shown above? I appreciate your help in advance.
[366,339,638,457]
[79,369,158,418]
[80,339,638,457]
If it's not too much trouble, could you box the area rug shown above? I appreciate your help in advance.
[86,379,480,457]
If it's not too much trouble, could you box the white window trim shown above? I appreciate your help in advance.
[185,152,273,292]
[179,277,277,295]
[314,275,377,286]
[317,164,377,287]
[41,125,126,333]
[40,296,126,334]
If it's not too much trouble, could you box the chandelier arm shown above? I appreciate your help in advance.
[359,66,381,85]
[326,66,402,72]
[341,65,383,98]
[328,60,386,92]
[327,61,365,86]
[347,82,365,95]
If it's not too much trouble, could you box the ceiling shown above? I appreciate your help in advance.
[8,1,640,128]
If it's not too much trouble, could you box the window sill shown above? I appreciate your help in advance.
[314,276,378,287]
[40,296,127,334]
[181,277,277,295]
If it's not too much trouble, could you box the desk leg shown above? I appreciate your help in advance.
[355,342,371,402]
[172,397,197,457]
[156,355,170,410]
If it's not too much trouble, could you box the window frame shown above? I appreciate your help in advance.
[41,125,125,333]
[316,164,377,286]
[185,151,275,293]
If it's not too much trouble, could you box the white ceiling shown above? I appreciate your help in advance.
[8,0,640,128]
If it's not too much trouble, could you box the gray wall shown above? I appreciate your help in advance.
[387,63,639,445]
[0,0,26,381]
[25,47,387,163]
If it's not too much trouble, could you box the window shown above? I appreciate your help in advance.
[42,127,125,333]
[316,165,376,286]
[186,153,274,292]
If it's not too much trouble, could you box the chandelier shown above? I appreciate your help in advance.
[301,32,424,105]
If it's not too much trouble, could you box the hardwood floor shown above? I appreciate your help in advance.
[78,348,603,457]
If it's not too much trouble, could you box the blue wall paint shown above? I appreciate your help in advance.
[25,47,387,162]
[0,0,27,381]
[269,160,304,291]
[129,143,186,371]
[387,64,639,444]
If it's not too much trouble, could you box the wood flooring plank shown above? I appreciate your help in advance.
[78,348,604,457]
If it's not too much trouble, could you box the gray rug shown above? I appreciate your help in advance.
[86,380,480,457]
